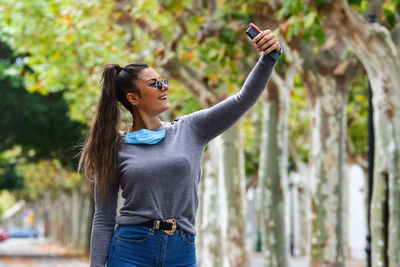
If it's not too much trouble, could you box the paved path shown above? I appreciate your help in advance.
[0,238,365,267]
[250,253,365,267]
[250,253,308,266]
[0,238,88,267]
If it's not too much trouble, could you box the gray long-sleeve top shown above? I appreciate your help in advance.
[90,52,281,266]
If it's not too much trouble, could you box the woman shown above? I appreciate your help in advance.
[79,23,281,267]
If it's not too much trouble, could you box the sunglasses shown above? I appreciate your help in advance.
[152,79,169,90]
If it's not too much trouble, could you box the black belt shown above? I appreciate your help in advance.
[138,219,177,235]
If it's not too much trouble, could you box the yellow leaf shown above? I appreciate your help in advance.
[65,33,75,41]
[227,83,235,94]
[181,51,195,61]
[54,51,61,59]
[63,15,71,26]
[210,73,219,85]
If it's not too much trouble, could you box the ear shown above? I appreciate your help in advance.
[126,92,140,106]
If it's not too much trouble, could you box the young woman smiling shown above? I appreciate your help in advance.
[79,23,281,267]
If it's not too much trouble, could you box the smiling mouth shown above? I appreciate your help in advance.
[159,95,168,100]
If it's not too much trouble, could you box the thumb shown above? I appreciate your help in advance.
[249,23,261,33]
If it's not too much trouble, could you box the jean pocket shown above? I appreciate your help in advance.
[180,231,196,246]
[116,225,152,243]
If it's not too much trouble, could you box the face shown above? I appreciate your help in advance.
[127,67,170,116]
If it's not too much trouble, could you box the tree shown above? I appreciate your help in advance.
[258,68,294,266]
[0,40,85,167]
[0,0,130,123]
[312,0,400,265]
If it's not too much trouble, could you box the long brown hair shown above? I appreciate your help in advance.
[78,62,148,202]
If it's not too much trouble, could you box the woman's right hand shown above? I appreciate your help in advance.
[249,23,281,56]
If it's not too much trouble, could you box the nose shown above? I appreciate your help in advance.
[161,81,168,91]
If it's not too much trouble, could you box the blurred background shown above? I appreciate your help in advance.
[0,0,399,266]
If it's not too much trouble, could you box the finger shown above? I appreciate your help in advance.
[249,23,261,33]
[256,33,275,48]
[259,38,276,51]
[263,44,277,55]
[249,23,261,43]
[264,43,279,55]
[253,29,272,44]
[273,41,281,52]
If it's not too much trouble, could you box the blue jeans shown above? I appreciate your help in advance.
[107,224,197,267]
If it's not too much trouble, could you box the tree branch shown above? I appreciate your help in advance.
[160,57,217,107]
[367,0,384,22]
[288,141,308,176]
[170,15,188,51]
[113,0,135,46]
[391,23,400,49]
[197,0,222,43]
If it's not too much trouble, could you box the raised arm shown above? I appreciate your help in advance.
[89,179,119,267]
[185,24,281,143]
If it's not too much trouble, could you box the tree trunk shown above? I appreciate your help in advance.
[71,189,79,248]
[87,194,95,253]
[304,73,344,267]
[289,141,312,257]
[371,94,391,266]
[371,165,389,266]
[315,1,400,265]
[368,50,400,267]
[298,170,312,257]
[196,159,205,264]
[307,78,348,266]
[77,184,92,251]
[62,192,71,246]
[288,172,301,256]
[220,123,249,267]
[200,137,223,267]
[287,32,361,266]
[258,73,291,267]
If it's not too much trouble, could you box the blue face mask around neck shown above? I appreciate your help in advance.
[124,128,166,145]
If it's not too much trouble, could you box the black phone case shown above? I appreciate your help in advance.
[246,26,259,40]
[246,26,280,61]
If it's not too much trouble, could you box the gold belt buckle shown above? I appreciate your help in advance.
[155,219,177,235]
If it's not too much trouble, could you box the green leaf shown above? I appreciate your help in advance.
[304,11,316,28]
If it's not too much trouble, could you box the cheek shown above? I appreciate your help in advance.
[140,92,159,106]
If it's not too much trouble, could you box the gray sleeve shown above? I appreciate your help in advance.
[185,53,280,143]
[89,178,119,267]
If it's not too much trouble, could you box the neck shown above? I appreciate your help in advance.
[130,110,161,132]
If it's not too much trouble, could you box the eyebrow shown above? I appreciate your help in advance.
[146,77,161,83]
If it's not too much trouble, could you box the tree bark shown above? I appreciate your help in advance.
[289,141,312,257]
[308,84,348,267]
[71,189,79,248]
[201,138,223,267]
[315,1,400,265]
[371,166,389,266]
[220,123,249,267]
[196,159,205,263]
[287,31,363,265]
[258,70,293,267]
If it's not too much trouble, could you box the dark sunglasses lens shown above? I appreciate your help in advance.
[156,80,162,90]
[156,79,168,90]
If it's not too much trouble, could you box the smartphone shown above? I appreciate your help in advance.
[246,25,280,61]
[245,26,260,40]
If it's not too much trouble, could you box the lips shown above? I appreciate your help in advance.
[159,94,168,100]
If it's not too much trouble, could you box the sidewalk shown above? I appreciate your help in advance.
[250,253,308,267]
[0,238,89,267]
[1,238,365,267]
[250,253,365,267]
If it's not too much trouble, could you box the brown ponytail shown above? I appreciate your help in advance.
[78,62,148,202]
